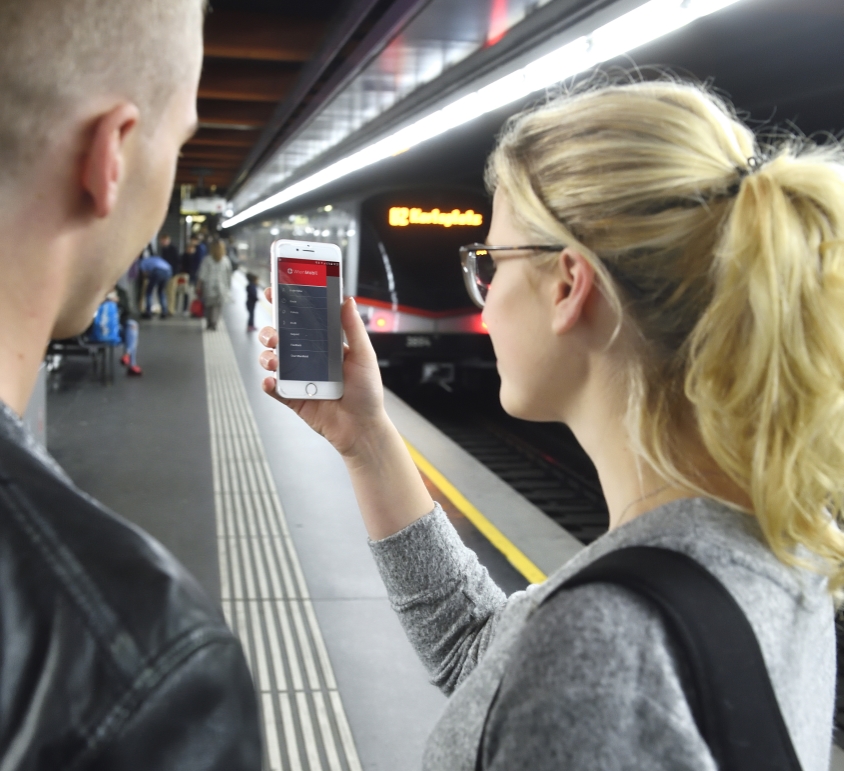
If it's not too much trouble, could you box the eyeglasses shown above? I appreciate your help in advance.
[459,243,566,308]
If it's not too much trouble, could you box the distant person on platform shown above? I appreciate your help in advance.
[160,233,179,273]
[225,235,241,270]
[183,235,204,284]
[245,272,259,332]
[196,232,208,262]
[138,252,173,319]
[113,285,143,377]
[0,0,261,767]
[197,239,232,331]
[176,236,199,314]
[160,234,181,313]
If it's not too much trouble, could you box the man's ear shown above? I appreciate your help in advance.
[81,102,140,218]
[550,248,596,335]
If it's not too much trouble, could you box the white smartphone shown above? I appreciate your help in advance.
[270,239,344,400]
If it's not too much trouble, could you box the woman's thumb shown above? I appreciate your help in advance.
[341,297,375,358]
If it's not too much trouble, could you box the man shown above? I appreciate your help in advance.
[0,1,262,768]
[139,252,173,318]
[183,235,205,284]
[160,234,180,274]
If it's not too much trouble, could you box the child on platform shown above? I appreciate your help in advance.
[246,273,259,332]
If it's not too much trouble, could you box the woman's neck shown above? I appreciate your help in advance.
[565,373,748,531]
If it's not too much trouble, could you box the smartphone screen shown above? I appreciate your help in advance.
[276,256,342,382]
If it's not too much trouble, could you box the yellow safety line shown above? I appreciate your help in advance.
[403,438,547,585]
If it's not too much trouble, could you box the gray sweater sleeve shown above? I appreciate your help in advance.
[368,505,508,694]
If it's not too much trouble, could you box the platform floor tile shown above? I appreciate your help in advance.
[203,320,362,771]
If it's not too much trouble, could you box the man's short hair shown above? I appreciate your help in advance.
[0,0,204,184]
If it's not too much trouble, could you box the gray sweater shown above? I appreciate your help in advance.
[369,497,835,770]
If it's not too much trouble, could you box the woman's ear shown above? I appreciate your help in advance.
[550,248,596,335]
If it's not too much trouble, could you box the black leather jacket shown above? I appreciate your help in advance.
[0,422,262,769]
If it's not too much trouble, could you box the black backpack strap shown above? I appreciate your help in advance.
[475,546,803,771]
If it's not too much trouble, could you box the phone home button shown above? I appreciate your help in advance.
[305,383,318,396]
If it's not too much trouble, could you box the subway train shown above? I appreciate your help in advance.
[235,187,495,390]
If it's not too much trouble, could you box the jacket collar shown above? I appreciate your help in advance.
[0,400,72,484]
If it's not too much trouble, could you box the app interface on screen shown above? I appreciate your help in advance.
[277,257,342,382]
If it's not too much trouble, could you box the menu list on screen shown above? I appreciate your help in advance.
[277,257,342,382]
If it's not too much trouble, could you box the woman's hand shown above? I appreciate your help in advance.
[258,288,388,458]
[258,287,434,539]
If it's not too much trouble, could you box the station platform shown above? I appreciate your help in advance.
[45,272,585,771]
[45,273,844,771]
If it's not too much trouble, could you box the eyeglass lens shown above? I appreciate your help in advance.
[476,251,495,288]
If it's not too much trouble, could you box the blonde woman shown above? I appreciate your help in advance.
[258,80,840,769]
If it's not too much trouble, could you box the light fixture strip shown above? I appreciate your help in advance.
[222,0,744,229]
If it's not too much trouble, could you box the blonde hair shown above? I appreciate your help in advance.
[0,0,205,184]
[488,78,844,592]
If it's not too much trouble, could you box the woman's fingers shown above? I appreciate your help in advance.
[262,376,289,405]
[264,286,273,303]
[259,349,277,371]
[258,325,278,371]
[262,376,278,396]
[258,326,278,349]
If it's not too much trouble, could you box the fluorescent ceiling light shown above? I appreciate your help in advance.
[222,0,745,229]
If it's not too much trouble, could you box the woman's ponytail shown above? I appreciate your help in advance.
[687,147,844,591]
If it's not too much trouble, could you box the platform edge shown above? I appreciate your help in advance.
[383,388,584,577]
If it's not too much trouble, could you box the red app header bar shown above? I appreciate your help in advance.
[278,258,339,287]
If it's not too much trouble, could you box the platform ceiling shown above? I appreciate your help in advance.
[180,0,844,201]
[176,0,349,192]
[232,0,844,219]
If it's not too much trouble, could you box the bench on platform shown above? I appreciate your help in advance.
[47,336,118,385]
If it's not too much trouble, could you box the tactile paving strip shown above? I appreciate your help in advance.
[203,321,362,771]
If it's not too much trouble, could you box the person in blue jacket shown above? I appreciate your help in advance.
[138,254,173,319]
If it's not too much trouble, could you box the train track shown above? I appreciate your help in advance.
[395,385,609,544]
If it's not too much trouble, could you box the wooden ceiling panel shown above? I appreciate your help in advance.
[176,173,231,188]
[181,163,243,175]
[185,128,258,148]
[180,154,248,168]
[204,10,326,62]
[199,59,299,102]
[197,99,276,127]
[179,126,263,188]
[181,147,249,159]
[180,2,348,194]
